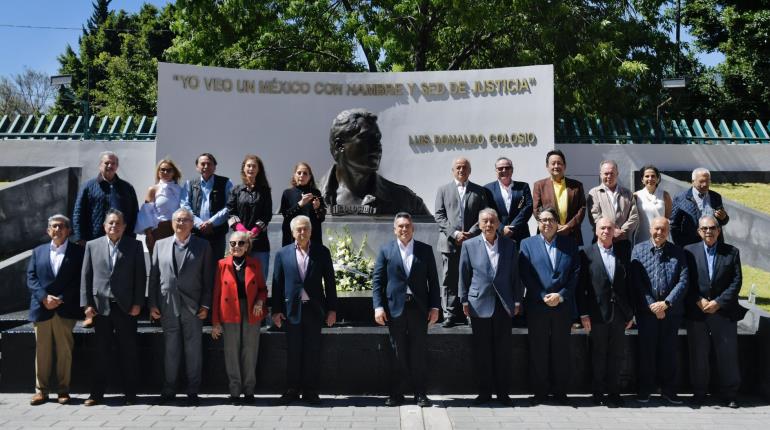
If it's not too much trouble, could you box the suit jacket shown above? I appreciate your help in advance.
[27,241,85,322]
[372,239,440,318]
[80,235,146,315]
[279,186,326,246]
[519,234,580,312]
[670,189,729,247]
[434,180,492,254]
[458,235,521,318]
[684,241,746,322]
[587,184,639,241]
[630,240,688,316]
[577,242,633,324]
[532,177,587,245]
[272,242,337,324]
[212,255,268,325]
[148,235,214,316]
[484,180,533,243]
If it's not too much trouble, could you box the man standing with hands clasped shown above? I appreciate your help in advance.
[372,212,441,407]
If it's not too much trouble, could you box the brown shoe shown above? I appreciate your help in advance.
[30,392,48,406]
[84,397,100,406]
[57,393,71,405]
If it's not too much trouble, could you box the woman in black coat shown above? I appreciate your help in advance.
[227,154,273,280]
[279,162,326,246]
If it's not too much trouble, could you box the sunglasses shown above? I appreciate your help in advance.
[229,240,248,247]
[496,166,513,172]
[699,226,718,232]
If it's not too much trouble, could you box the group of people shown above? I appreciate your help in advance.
[27,147,743,410]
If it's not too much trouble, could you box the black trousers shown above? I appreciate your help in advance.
[195,225,227,262]
[588,317,627,395]
[387,298,429,396]
[526,303,572,397]
[91,302,138,398]
[687,314,741,399]
[441,252,463,321]
[285,304,323,393]
[470,299,512,397]
[636,312,682,396]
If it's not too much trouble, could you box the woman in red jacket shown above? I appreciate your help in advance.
[211,230,267,404]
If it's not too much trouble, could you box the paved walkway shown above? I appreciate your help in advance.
[1,393,768,429]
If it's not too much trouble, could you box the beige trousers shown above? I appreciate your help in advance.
[33,313,76,394]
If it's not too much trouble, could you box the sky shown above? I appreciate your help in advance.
[0,0,724,79]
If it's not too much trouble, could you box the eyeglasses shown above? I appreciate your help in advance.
[538,218,556,224]
[230,240,247,247]
[496,166,512,172]
[699,226,718,232]
[174,218,192,223]
[159,168,173,174]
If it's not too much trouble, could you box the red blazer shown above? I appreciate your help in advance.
[212,255,268,325]
[532,176,587,245]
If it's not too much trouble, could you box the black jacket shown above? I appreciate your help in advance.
[227,184,273,252]
[684,241,746,322]
[279,186,326,246]
[577,241,633,324]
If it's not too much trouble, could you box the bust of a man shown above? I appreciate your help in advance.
[320,109,429,216]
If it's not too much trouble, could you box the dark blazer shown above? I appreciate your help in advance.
[577,242,633,324]
[434,180,491,254]
[532,177,587,245]
[226,184,273,252]
[519,234,580,311]
[272,242,337,324]
[630,240,688,317]
[670,189,729,247]
[484,180,533,243]
[80,236,146,315]
[372,239,440,318]
[684,241,746,322]
[459,235,521,318]
[279,186,326,246]
[212,255,268,325]
[27,241,85,322]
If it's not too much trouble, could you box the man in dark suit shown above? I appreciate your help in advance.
[80,209,146,406]
[484,156,532,243]
[272,215,337,405]
[434,157,492,327]
[372,212,440,407]
[27,214,84,406]
[684,215,745,408]
[670,167,729,247]
[532,149,587,245]
[520,206,580,405]
[148,208,214,406]
[577,217,633,407]
[459,208,521,406]
[630,216,688,404]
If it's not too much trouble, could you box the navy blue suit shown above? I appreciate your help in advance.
[372,239,440,396]
[459,234,521,397]
[484,180,533,243]
[272,242,337,394]
[630,239,689,397]
[27,241,84,322]
[670,189,729,247]
[520,234,580,398]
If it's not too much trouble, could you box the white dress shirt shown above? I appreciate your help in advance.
[483,237,499,274]
[295,243,311,300]
[398,239,414,294]
[498,180,513,212]
[49,240,68,276]
[599,244,616,283]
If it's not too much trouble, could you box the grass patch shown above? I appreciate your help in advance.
[739,265,770,312]
[711,182,770,216]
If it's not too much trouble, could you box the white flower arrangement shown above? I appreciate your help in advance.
[325,227,375,291]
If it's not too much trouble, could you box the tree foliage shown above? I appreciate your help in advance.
[0,68,56,116]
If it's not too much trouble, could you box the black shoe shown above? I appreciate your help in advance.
[157,394,175,405]
[637,393,650,403]
[242,394,255,404]
[186,394,200,407]
[691,394,706,407]
[473,394,492,405]
[303,391,321,405]
[385,394,404,407]
[725,399,739,409]
[661,392,683,405]
[415,394,432,407]
[496,394,512,406]
[606,394,624,408]
[273,390,299,406]
[554,394,569,406]
[124,395,136,406]
[529,395,547,406]
[441,319,456,328]
[228,395,241,405]
[592,393,605,406]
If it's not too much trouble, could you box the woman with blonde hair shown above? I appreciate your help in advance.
[136,158,183,254]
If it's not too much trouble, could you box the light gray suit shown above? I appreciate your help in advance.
[148,235,214,395]
[434,180,491,321]
[587,184,639,242]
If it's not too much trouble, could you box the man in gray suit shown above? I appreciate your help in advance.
[149,208,214,406]
[459,208,521,405]
[434,157,492,327]
[80,209,146,406]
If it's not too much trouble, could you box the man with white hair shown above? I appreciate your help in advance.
[72,151,139,244]
[670,167,729,247]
